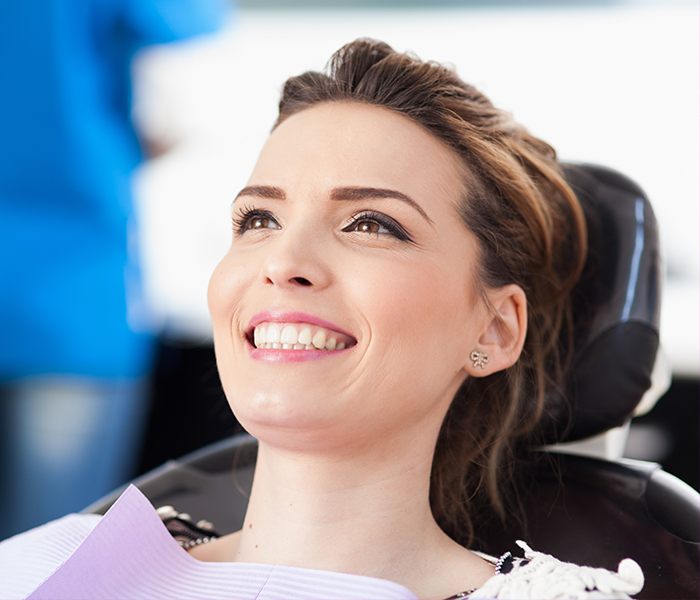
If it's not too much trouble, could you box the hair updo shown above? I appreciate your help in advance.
[274,39,587,547]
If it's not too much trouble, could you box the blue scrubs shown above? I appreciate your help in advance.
[0,0,228,539]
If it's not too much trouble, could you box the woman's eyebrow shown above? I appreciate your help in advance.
[234,185,286,203]
[331,186,434,225]
[233,185,434,225]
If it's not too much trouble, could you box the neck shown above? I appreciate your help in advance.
[230,430,450,583]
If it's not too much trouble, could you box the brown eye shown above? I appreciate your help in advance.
[232,207,280,235]
[342,211,414,243]
[250,216,272,229]
[354,219,382,235]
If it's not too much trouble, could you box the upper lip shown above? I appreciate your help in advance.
[245,310,357,341]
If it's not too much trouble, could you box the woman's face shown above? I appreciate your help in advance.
[208,102,489,451]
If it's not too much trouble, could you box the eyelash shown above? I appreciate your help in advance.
[343,210,413,242]
[231,205,276,235]
[231,206,414,243]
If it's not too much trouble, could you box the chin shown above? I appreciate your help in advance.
[228,389,341,440]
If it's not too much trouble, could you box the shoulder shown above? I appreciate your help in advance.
[0,513,101,599]
[471,541,644,600]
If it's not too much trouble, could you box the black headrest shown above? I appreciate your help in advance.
[541,163,662,443]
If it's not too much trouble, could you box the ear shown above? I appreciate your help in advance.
[464,284,527,377]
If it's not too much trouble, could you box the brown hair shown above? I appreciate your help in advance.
[274,39,587,547]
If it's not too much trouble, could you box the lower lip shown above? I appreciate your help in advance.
[246,339,352,363]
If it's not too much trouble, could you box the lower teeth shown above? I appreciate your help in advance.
[256,343,343,351]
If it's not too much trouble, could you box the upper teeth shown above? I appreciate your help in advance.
[252,322,353,351]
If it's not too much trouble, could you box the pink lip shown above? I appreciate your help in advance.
[245,310,356,363]
[247,310,355,339]
[248,345,349,363]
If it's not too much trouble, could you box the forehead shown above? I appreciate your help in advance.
[249,102,465,208]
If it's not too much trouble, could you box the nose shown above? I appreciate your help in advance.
[259,229,332,292]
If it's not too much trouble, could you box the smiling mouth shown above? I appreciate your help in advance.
[246,322,357,351]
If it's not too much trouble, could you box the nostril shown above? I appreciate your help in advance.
[291,277,312,286]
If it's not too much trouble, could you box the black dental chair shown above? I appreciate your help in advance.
[84,163,700,599]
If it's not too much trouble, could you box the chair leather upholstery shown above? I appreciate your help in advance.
[542,164,661,443]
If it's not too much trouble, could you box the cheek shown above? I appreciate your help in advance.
[362,257,475,405]
[207,253,250,385]
[207,258,228,321]
[207,252,246,324]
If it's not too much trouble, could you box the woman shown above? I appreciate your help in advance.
[0,39,644,599]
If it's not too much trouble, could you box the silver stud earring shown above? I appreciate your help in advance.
[470,350,489,369]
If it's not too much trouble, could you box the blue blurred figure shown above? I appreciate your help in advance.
[0,0,228,539]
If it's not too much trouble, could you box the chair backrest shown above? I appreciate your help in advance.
[83,163,698,599]
[84,434,257,534]
[541,163,662,443]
